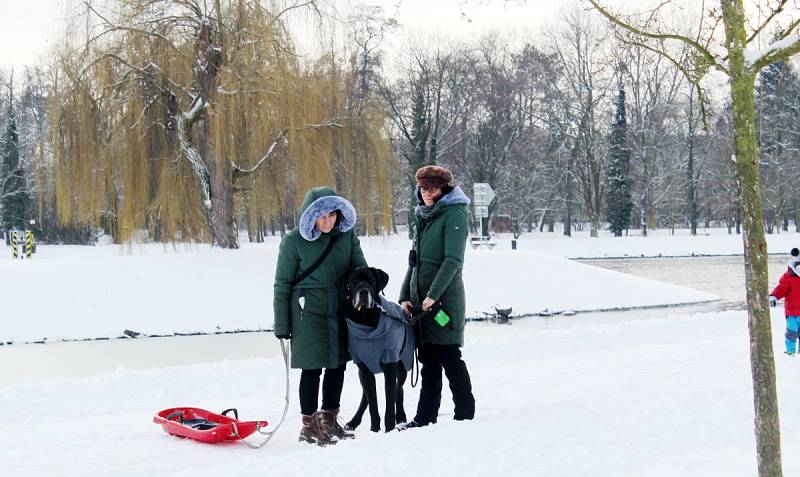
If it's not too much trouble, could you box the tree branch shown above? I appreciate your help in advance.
[586,0,729,75]
[745,0,789,45]
[750,36,800,72]
[76,53,192,101]
[231,118,346,180]
[83,1,184,55]
[625,39,711,131]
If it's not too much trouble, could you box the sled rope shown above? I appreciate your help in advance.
[234,338,291,449]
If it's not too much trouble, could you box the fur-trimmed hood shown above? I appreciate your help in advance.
[298,186,357,241]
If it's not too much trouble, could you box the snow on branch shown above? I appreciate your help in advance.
[232,130,288,179]
[231,118,346,180]
[177,96,212,214]
[748,35,800,72]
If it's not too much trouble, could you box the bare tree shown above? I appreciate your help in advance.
[379,42,476,215]
[546,7,613,237]
[588,1,800,474]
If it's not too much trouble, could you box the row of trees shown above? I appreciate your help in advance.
[0,1,799,247]
[382,7,800,240]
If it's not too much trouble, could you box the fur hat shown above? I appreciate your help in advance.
[415,165,454,189]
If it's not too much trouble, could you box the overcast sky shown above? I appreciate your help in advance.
[0,0,68,70]
[0,0,567,71]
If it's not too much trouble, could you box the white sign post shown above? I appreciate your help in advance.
[473,183,495,248]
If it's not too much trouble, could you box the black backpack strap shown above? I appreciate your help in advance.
[290,234,339,288]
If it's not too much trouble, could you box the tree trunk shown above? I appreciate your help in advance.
[208,148,238,248]
[723,2,782,476]
[197,13,237,249]
[687,93,698,236]
[795,197,800,233]
[590,212,599,238]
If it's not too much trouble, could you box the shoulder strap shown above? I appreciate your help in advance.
[290,234,339,287]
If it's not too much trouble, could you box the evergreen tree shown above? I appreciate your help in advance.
[758,61,800,158]
[606,86,633,237]
[409,85,430,173]
[757,60,800,232]
[1,104,31,232]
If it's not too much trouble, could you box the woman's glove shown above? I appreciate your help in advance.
[769,296,778,308]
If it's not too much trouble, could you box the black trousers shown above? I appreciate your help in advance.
[414,344,475,424]
[299,364,346,416]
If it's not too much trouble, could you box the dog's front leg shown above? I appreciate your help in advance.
[345,392,368,431]
[381,362,398,432]
[357,363,381,432]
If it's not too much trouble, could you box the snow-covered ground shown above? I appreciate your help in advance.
[2,309,798,476]
[2,228,799,476]
[495,226,800,258]
[0,232,725,345]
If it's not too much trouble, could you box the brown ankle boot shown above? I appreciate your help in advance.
[299,414,336,446]
[318,409,355,440]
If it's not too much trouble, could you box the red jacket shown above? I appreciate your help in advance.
[770,269,800,316]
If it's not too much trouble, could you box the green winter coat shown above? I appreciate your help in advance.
[273,187,367,369]
[400,186,470,346]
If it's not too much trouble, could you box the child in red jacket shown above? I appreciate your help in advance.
[769,248,800,355]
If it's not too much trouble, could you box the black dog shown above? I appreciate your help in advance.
[343,267,415,433]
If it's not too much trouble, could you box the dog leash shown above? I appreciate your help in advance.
[234,338,291,449]
[376,303,420,388]
[410,348,420,388]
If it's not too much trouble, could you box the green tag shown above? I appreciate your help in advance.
[434,309,450,327]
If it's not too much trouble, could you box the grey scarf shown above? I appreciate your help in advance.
[417,204,434,219]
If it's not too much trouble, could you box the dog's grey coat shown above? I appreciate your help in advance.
[346,300,415,375]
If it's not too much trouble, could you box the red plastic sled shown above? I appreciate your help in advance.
[154,407,268,444]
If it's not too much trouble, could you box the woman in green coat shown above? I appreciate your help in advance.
[399,166,475,427]
[273,186,367,446]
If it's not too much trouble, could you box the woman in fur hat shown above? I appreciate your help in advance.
[273,186,367,446]
[399,165,476,427]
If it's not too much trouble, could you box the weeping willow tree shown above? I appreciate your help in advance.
[46,0,394,247]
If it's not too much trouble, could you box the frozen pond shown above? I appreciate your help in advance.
[0,332,282,385]
[1,254,793,384]
[580,254,792,310]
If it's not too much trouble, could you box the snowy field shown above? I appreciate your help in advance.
[495,226,800,258]
[0,230,731,345]
[2,310,799,476]
[2,228,800,476]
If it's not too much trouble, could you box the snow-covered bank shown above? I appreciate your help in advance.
[0,240,716,344]
[498,227,800,259]
[2,308,798,476]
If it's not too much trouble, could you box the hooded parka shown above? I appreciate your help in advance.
[273,187,367,369]
[399,186,470,346]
